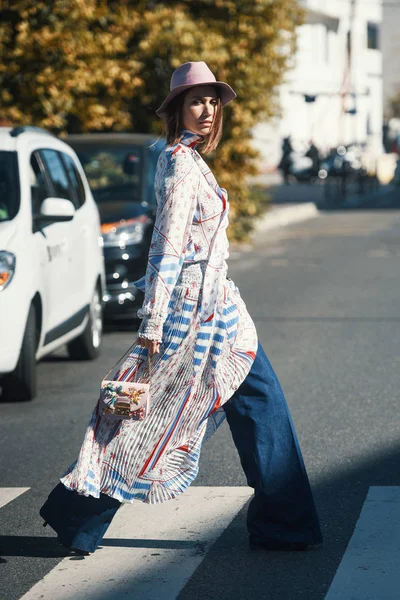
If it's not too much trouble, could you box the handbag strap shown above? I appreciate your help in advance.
[103,346,152,383]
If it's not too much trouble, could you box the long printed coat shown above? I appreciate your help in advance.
[62,130,258,504]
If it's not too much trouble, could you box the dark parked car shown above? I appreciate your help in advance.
[67,133,165,319]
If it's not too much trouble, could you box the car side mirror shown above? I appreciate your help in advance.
[41,197,75,218]
[123,153,140,176]
[33,197,75,229]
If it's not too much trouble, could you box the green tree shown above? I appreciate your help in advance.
[0,0,303,239]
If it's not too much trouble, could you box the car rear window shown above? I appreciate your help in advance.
[69,145,144,204]
[0,151,20,221]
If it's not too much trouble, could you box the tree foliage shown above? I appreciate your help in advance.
[0,0,302,239]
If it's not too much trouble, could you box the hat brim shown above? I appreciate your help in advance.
[156,81,236,118]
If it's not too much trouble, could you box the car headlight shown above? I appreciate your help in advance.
[0,251,16,291]
[101,219,147,248]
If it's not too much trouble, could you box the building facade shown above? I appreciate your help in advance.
[253,0,383,171]
[382,0,400,117]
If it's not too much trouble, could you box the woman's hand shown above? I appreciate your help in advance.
[137,337,160,356]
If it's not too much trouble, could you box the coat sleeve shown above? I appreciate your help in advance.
[137,149,198,342]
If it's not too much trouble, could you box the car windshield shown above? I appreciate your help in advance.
[0,151,20,221]
[72,145,144,204]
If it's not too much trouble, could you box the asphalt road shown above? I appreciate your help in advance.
[2,190,400,599]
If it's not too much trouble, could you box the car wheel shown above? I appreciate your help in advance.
[2,304,37,401]
[67,286,103,360]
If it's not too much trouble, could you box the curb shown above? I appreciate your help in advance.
[252,202,319,237]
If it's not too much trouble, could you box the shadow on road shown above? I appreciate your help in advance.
[319,192,400,212]
[2,443,400,600]
[267,182,325,206]
[0,535,198,560]
[179,442,400,600]
[265,181,399,213]
[0,535,69,560]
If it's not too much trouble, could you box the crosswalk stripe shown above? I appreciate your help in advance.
[325,486,400,600]
[21,486,252,600]
[0,488,30,509]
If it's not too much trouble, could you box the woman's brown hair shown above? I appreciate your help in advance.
[164,89,223,154]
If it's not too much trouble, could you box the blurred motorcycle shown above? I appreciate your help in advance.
[317,145,374,208]
[289,153,315,182]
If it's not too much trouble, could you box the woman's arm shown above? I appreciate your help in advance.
[137,149,198,345]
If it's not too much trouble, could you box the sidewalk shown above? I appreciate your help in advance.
[251,180,398,239]
[249,179,323,239]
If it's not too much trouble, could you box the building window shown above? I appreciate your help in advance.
[367,22,379,50]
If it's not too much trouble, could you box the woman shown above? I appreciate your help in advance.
[40,61,322,555]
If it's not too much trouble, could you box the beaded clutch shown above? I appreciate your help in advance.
[100,352,151,421]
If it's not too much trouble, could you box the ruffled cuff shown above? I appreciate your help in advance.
[137,314,164,342]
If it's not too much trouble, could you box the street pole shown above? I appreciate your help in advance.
[340,0,357,145]
[350,0,358,146]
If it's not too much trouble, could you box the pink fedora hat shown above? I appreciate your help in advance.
[156,61,236,118]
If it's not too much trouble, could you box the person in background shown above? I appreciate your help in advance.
[278,136,293,184]
[306,140,321,178]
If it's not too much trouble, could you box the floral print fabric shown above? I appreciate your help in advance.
[61,131,258,504]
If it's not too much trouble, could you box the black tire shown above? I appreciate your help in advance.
[67,286,103,361]
[2,304,37,401]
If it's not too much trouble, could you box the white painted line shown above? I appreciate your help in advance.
[22,486,252,600]
[0,487,30,509]
[325,486,400,600]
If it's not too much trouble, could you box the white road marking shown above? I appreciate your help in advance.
[21,486,252,600]
[0,487,30,509]
[325,486,400,600]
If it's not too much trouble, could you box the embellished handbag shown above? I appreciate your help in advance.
[99,351,151,421]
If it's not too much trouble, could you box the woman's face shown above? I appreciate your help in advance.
[182,85,219,136]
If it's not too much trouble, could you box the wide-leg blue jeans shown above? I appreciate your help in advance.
[40,342,322,552]
[223,342,322,546]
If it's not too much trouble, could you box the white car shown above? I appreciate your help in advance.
[0,126,105,401]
